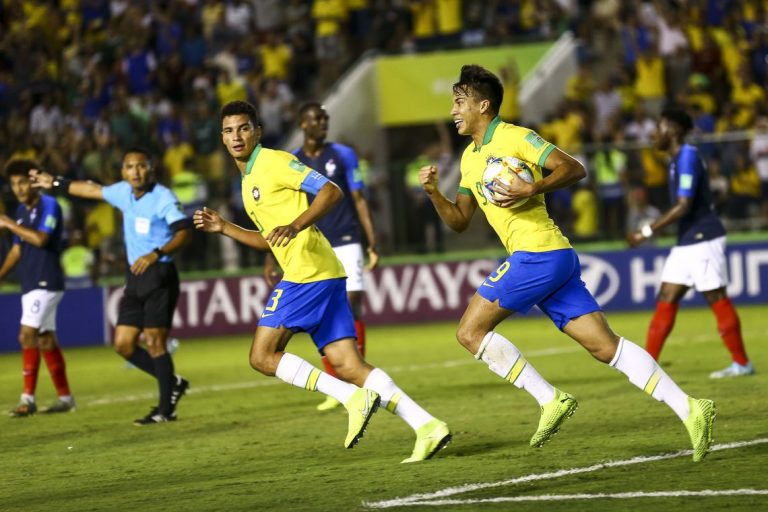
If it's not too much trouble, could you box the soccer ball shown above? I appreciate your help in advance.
[481,156,535,208]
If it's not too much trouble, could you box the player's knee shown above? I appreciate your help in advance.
[113,336,136,358]
[18,330,36,348]
[455,324,481,352]
[590,336,620,364]
[249,351,276,376]
[37,335,56,351]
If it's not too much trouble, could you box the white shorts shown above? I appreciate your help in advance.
[333,243,365,292]
[660,236,728,292]
[21,290,63,332]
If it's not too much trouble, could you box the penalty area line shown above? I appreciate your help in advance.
[363,437,768,509]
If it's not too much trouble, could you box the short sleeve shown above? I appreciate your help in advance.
[158,188,188,226]
[335,144,364,192]
[38,197,60,235]
[274,152,330,194]
[676,147,698,198]
[101,182,131,210]
[515,129,556,169]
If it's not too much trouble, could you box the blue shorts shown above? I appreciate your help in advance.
[477,249,601,330]
[259,278,356,353]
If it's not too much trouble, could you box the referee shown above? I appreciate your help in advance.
[31,148,192,425]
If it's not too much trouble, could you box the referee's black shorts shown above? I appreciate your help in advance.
[118,262,180,329]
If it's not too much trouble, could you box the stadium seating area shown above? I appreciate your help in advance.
[1,1,767,277]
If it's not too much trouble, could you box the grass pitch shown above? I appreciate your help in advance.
[2,306,767,512]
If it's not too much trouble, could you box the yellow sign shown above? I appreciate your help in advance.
[376,43,552,126]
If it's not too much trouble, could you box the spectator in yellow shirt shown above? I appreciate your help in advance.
[216,68,247,106]
[163,132,195,180]
[312,0,347,88]
[634,47,666,116]
[259,32,293,82]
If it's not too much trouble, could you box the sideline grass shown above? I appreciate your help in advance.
[2,306,767,511]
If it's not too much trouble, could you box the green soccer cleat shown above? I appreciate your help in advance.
[401,419,452,463]
[343,388,380,449]
[317,396,342,412]
[529,388,578,448]
[684,397,716,462]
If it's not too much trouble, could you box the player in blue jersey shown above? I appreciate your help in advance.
[628,108,753,378]
[263,102,379,411]
[30,149,192,425]
[0,160,76,417]
[420,65,715,461]
[194,100,450,462]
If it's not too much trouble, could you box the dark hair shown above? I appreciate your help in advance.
[4,159,39,178]
[452,65,504,115]
[298,101,325,121]
[661,107,694,137]
[122,147,153,164]
[221,100,261,127]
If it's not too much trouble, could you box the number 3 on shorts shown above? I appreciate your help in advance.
[265,289,283,312]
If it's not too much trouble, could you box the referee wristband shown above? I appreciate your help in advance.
[52,176,72,193]
[640,224,654,238]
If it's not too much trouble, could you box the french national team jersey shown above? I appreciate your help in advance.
[668,144,725,245]
[13,194,64,293]
[458,116,572,254]
[241,144,346,283]
[293,143,363,246]
[102,181,188,265]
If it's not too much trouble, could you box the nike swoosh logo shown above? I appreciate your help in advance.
[262,313,275,318]
[481,282,494,288]
[360,394,370,417]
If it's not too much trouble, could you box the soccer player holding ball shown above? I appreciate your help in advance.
[193,101,450,462]
[0,160,75,417]
[418,64,715,461]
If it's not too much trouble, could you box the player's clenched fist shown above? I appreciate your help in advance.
[419,165,439,195]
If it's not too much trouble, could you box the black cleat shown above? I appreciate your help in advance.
[170,376,189,417]
[133,411,174,426]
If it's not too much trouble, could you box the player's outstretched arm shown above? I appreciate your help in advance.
[420,165,477,232]
[194,207,270,251]
[0,214,51,248]
[29,169,104,200]
[267,181,343,247]
[0,243,21,280]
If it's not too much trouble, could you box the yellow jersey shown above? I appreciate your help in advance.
[242,145,345,283]
[458,117,572,254]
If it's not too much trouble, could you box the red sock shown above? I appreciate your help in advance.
[22,348,40,395]
[646,301,678,360]
[711,298,749,365]
[43,347,72,396]
[321,355,338,377]
[354,320,366,358]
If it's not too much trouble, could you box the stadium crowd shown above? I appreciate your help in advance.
[1,0,767,280]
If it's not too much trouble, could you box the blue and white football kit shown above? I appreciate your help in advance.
[294,143,366,292]
[660,144,728,291]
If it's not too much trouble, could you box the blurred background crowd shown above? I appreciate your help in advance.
[1,0,767,285]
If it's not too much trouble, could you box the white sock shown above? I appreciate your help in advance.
[20,393,35,404]
[610,338,690,421]
[475,332,555,406]
[363,368,434,430]
[275,353,356,405]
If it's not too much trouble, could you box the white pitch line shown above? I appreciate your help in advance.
[364,438,768,509]
[398,489,768,506]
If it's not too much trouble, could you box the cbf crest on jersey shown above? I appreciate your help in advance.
[252,186,260,201]
[325,158,337,177]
